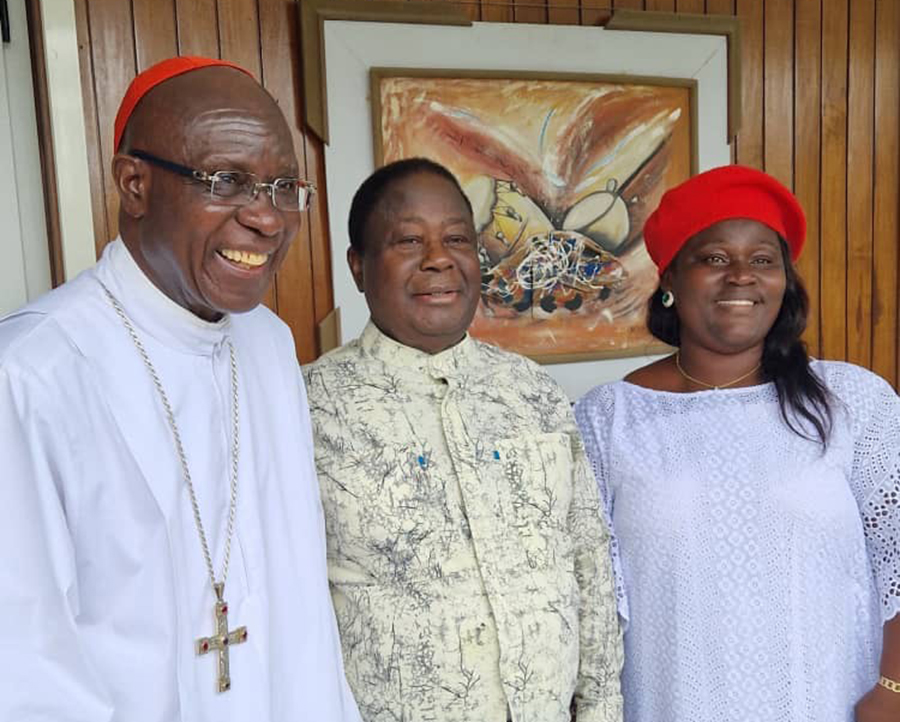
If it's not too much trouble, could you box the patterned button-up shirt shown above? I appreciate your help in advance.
[303,322,623,722]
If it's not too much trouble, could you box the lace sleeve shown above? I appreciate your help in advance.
[574,386,630,625]
[840,367,900,621]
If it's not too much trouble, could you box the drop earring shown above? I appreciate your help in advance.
[661,290,675,308]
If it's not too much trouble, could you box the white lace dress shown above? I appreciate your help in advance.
[574,360,900,722]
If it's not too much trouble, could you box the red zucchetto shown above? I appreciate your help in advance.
[642,165,806,274]
[113,56,254,152]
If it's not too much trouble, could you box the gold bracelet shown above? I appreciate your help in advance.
[878,675,900,693]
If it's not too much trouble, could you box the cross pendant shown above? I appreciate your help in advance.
[196,583,248,693]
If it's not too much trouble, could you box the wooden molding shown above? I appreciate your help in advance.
[315,307,342,355]
[607,9,742,141]
[297,0,471,144]
[24,0,64,287]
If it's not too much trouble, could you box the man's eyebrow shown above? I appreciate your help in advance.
[394,214,472,225]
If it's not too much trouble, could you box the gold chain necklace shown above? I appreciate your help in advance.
[102,284,248,693]
[675,351,762,390]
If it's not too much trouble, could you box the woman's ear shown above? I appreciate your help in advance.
[659,265,675,293]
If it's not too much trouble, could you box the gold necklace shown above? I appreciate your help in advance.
[675,351,762,390]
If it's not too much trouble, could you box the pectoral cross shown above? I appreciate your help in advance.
[196,583,248,692]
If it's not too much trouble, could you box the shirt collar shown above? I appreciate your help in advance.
[96,237,231,355]
[360,320,476,379]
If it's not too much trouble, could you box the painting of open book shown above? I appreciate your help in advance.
[372,70,695,362]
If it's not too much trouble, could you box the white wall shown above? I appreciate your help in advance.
[0,0,51,316]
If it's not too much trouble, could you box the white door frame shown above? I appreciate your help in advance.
[39,0,96,283]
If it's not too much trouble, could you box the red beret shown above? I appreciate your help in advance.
[642,165,806,274]
[114,56,254,152]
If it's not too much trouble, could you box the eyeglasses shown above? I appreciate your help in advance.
[129,149,315,212]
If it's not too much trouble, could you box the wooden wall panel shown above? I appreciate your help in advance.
[175,0,220,57]
[480,2,513,22]
[705,0,734,13]
[612,0,645,9]
[513,0,547,24]
[133,0,178,70]
[820,0,849,361]
[548,0,579,25]
[735,0,762,168]
[73,0,110,250]
[846,0,875,369]
[873,0,900,388]
[793,0,822,357]
[71,0,900,387]
[257,0,316,356]
[762,0,792,188]
[84,0,136,254]
[218,0,263,74]
[579,3,608,25]
[677,1,705,13]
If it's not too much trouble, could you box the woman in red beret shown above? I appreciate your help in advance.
[574,165,900,722]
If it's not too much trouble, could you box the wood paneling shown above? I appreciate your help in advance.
[132,0,178,70]
[514,0,547,24]
[676,0,705,13]
[175,0,219,57]
[705,0,734,14]
[218,0,262,74]
[71,0,900,385]
[258,0,316,355]
[820,0,849,361]
[763,0,792,187]
[793,0,822,357]
[25,0,65,286]
[846,0,875,369]
[480,2,513,22]
[548,0,579,25]
[735,0,762,168]
[873,0,900,388]
[83,0,135,255]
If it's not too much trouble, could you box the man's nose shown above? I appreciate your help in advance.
[421,237,454,270]
[236,189,287,237]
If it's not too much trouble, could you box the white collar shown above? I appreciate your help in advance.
[95,237,231,356]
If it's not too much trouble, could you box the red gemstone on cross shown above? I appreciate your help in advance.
[221,604,228,614]
[223,636,229,646]
[201,641,209,652]
[241,630,248,640]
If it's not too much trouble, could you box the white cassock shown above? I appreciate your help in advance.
[0,239,361,722]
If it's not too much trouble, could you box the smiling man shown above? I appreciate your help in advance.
[0,57,360,722]
[303,158,624,722]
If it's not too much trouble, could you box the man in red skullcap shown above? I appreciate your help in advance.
[0,57,361,722]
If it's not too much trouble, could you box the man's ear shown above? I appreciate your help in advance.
[347,246,365,292]
[112,153,150,219]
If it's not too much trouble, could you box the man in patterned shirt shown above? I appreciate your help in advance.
[303,158,623,722]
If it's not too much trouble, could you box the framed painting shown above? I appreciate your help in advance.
[371,69,697,362]
[300,1,736,397]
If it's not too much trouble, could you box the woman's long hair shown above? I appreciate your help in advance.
[647,240,834,447]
